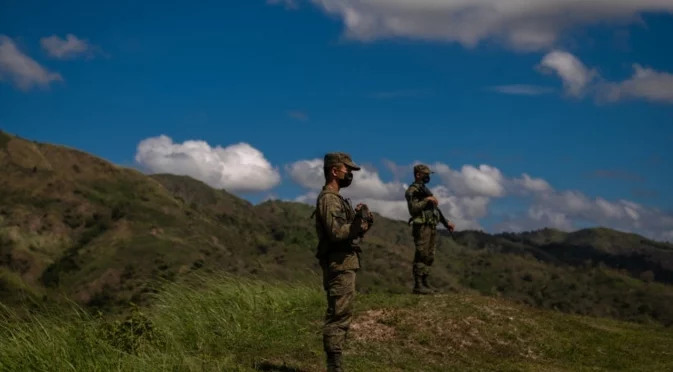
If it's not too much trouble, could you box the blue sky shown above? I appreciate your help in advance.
[1,0,673,240]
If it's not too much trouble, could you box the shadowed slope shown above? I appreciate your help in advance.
[1,276,672,371]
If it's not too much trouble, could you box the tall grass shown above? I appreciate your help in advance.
[0,275,326,372]
[1,274,673,372]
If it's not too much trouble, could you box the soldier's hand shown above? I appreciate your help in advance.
[426,196,439,206]
[360,220,370,233]
[446,221,455,232]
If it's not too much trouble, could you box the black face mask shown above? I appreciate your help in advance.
[338,172,353,188]
[422,175,431,184]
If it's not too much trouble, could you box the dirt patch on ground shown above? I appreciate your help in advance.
[349,299,541,362]
[73,268,123,304]
[350,309,397,342]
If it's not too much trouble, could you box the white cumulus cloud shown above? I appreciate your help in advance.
[286,159,325,190]
[40,34,97,60]
[499,184,673,242]
[537,50,597,97]
[287,157,673,242]
[0,35,63,91]
[527,205,575,231]
[272,0,673,51]
[287,159,406,201]
[432,163,506,198]
[510,174,553,194]
[599,64,673,104]
[288,158,502,230]
[135,135,281,193]
[534,52,673,105]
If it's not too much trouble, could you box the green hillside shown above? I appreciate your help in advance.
[2,129,673,328]
[2,275,672,371]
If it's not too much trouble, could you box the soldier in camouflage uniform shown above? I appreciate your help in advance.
[313,152,373,372]
[405,164,455,295]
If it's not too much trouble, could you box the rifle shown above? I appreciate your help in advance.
[408,184,455,238]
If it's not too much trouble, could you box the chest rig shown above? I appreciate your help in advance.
[311,189,358,260]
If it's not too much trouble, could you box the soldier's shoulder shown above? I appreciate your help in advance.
[316,187,335,199]
[317,191,342,206]
[405,183,419,194]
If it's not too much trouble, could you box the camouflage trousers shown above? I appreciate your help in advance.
[321,267,357,354]
[412,224,437,277]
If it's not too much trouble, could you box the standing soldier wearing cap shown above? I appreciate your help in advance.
[313,152,373,372]
[405,164,455,295]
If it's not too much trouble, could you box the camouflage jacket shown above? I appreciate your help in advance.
[314,185,363,271]
[405,182,440,226]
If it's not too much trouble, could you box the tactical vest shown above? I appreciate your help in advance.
[311,188,358,261]
[408,184,441,226]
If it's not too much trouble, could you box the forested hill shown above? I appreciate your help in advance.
[2,129,673,326]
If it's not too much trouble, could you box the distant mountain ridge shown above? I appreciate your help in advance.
[1,129,672,326]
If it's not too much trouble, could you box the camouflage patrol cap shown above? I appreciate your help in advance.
[413,164,434,175]
[324,152,361,171]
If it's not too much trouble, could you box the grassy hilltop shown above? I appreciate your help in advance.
[2,275,673,372]
[2,129,673,370]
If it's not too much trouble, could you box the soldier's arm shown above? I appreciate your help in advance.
[405,186,429,216]
[318,194,364,241]
[439,210,453,229]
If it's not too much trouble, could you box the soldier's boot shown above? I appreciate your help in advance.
[422,274,439,293]
[413,275,433,295]
[326,352,343,372]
